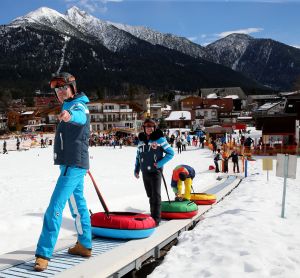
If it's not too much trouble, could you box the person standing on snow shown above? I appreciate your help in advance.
[34,72,92,272]
[229,148,242,173]
[214,149,222,173]
[134,119,174,226]
[176,136,182,154]
[16,137,20,151]
[171,165,195,201]
[3,140,8,154]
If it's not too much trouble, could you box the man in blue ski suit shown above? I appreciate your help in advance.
[134,119,174,226]
[34,72,92,272]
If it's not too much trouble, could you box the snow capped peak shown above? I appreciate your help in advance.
[206,33,254,68]
[209,33,253,48]
[65,6,95,25]
[64,6,136,52]
[109,21,206,58]
[65,6,110,31]
[11,6,64,26]
[225,33,253,40]
[8,5,206,57]
[66,6,86,15]
[23,6,61,19]
[109,21,155,37]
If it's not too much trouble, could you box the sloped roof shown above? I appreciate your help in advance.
[248,94,280,100]
[165,111,191,121]
[200,87,247,100]
[21,111,34,115]
[257,102,281,111]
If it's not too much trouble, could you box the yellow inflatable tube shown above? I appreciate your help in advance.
[190,193,217,205]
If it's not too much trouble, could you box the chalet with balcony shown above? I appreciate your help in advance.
[194,107,218,128]
[254,92,300,148]
[88,101,142,133]
[34,96,59,108]
[200,87,247,111]
[150,103,162,119]
[161,105,172,118]
[180,96,202,120]
[165,111,192,129]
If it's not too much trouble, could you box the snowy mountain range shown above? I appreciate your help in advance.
[206,33,300,90]
[1,6,298,97]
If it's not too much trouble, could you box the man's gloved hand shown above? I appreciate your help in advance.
[134,172,139,179]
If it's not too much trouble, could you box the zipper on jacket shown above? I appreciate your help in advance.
[60,132,63,150]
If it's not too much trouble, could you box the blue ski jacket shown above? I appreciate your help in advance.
[134,129,174,174]
[54,92,90,169]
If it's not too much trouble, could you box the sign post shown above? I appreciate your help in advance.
[262,158,273,181]
[276,154,297,218]
[281,155,289,218]
[244,157,248,178]
[296,120,299,156]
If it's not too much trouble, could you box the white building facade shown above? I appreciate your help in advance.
[88,101,139,132]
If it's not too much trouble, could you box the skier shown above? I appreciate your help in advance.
[229,149,242,173]
[16,137,20,151]
[40,138,45,148]
[200,136,205,148]
[214,149,222,173]
[134,118,174,226]
[34,72,92,272]
[171,165,195,201]
[222,150,229,173]
[3,140,8,154]
[211,138,217,153]
[176,137,182,154]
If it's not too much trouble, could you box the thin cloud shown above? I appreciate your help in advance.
[217,28,264,38]
[64,0,123,14]
[188,36,198,42]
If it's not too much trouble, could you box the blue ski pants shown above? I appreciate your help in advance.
[35,165,92,260]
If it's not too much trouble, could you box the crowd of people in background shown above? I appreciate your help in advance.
[88,129,208,152]
[210,131,250,173]
[1,134,52,153]
[89,133,138,148]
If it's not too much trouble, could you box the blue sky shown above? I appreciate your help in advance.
[1,0,300,47]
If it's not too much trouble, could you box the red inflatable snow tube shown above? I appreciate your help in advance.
[160,200,198,219]
[161,210,198,219]
[209,165,215,170]
[193,199,216,205]
[91,212,156,230]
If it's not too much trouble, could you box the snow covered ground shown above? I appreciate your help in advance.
[0,142,299,278]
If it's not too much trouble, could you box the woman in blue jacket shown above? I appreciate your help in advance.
[134,119,174,226]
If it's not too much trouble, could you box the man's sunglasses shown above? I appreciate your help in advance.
[54,85,69,93]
